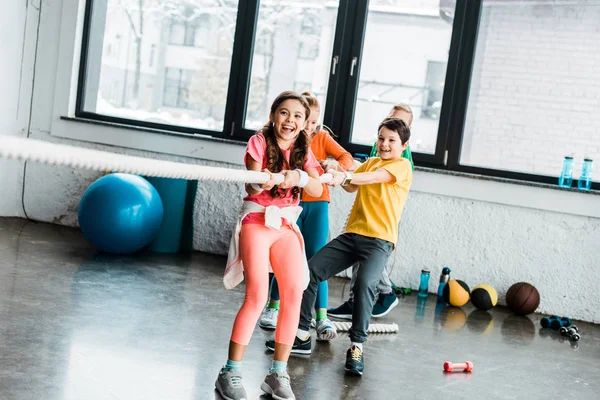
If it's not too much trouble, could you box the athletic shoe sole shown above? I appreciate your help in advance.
[265,341,312,355]
[344,366,364,376]
[259,322,276,330]
[215,380,242,400]
[260,382,293,400]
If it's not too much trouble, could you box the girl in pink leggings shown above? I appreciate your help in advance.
[216,91,324,400]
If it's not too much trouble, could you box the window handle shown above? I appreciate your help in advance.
[350,57,358,77]
[331,55,339,75]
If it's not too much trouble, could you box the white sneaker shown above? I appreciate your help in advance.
[259,307,279,330]
[316,318,337,341]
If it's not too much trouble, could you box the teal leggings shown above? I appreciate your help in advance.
[269,201,329,310]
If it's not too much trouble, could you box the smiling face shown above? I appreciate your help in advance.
[270,99,308,146]
[305,106,321,136]
[377,125,409,161]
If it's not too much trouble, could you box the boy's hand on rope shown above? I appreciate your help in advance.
[278,170,301,189]
[327,170,346,186]
[261,169,277,190]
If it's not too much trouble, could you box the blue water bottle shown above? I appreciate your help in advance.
[418,269,430,297]
[437,266,451,301]
[558,156,574,188]
[578,158,593,191]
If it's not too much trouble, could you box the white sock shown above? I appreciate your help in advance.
[351,342,363,351]
[296,328,310,340]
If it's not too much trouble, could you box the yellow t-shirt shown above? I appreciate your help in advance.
[344,157,413,247]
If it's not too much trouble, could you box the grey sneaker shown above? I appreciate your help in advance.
[316,318,337,341]
[259,307,279,330]
[260,371,295,400]
[215,369,247,400]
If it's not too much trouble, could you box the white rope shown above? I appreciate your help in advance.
[0,135,333,185]
[332,321,398,333]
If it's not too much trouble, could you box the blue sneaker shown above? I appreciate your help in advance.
[328,301,353,320]
[372,292,398,318]
[345,345,364,376]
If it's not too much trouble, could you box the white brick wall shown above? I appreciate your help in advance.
[462,3,600,181]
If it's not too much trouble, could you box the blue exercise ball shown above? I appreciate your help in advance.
[78,173,164,254]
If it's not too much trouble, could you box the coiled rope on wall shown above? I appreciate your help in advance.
[0,135,332,184]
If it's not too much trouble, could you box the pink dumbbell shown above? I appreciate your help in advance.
[443,361,473,372]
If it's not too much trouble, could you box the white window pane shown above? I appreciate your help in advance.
[169,22,186,45]
[85,0,239,132]
[461,1,600,182]
[244,1,339,131]
[351,0,454,153]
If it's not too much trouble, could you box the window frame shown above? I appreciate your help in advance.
[443,0,599,190]
[71,0,599,191]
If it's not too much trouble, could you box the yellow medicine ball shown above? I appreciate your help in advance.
[442,279,470,307]
[471,284,498,311]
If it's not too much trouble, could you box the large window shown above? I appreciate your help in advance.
[460,0,600,182]
[350,1,453,153]
[79,0,239,131]
[76,0,599,190]
[243,1,339,131]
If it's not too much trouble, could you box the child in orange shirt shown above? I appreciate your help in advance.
[259,92,354,342]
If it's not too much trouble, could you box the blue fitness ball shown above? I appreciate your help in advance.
[78,173,164,254]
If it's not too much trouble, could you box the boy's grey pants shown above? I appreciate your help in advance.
[299,233,393,343]
[349,256,395,299]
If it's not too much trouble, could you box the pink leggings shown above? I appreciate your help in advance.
[230,223,305,347]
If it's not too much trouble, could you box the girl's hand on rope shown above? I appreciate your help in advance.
[278,169,301,189]
[261,169,277,190]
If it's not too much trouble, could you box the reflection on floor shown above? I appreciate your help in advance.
[0,218,598,400]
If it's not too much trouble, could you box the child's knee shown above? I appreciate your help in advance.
[244,288,269,311]
[353,278,378,295]
[280,282,304,305]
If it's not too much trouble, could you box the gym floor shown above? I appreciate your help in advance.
[1,218,598,400]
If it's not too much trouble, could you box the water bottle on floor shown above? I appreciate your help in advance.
[578,158,593,191]
[418,270,430,297]
[558,156,574,188]
[437,266,451,301]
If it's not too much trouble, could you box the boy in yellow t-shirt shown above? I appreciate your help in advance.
[271,117,412,376]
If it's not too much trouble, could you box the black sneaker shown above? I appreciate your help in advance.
[328,301,354,320]
[345,345,364,376]
[372,292,399,318]
[265,335,312,355]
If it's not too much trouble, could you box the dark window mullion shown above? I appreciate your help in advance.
[337,0,370,152]
[432,0,472,167]
[445,0,483,169]
[75,0,97,116]
[228,0,260,140]
[322,0,355,139]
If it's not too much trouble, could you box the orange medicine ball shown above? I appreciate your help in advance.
[442,279,471,307]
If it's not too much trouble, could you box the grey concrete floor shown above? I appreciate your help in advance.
[0,217,598,400]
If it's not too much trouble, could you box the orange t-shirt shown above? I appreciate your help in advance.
[302,130,354,203]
